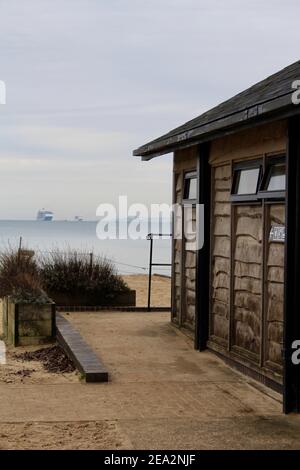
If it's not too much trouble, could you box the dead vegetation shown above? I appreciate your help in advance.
[14,345,75,374]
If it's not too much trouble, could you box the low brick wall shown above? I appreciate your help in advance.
[48,289,136,307]
[2,297,56,346]
[56,313,108,382]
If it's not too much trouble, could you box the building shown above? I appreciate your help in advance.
[133,60,300,413]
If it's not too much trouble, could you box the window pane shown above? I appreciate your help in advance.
[267,164,286,191]
[188,177,197,199]
[236,168,260,195]
[184,176,197,200]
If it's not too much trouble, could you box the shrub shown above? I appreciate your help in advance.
[0,248,49,303]
[39,249,130,304]
[0,247,130,305]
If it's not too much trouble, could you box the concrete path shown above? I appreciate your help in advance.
[1,311,300,449]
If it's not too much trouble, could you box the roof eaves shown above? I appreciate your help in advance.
[133,91,295,159]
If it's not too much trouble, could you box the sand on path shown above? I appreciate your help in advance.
[122,274,171,307]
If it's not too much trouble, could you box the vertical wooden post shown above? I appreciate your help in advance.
[284,115,300,413]
[196,142,211,351]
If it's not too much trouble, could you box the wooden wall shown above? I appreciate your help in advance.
[172,172,183,324]
[172,147,197,333]
[210,164,231,342]
[170,119,287,385]
[232,204,263,357]
[209,120,287,384]
[265,204,285,370]
[209,121,287,165]
[182,207,197,330]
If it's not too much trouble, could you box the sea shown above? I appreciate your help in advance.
[0,220,172,276]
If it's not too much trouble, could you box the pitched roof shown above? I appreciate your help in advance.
[133,60,300,160]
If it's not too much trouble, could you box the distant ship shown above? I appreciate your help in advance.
[36,209,54,221]
[74,215,83,222]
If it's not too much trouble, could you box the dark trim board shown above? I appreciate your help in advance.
[134,97,294,158]
[283,115,300,413]
[195,142,211,351]
[137,110,293,161]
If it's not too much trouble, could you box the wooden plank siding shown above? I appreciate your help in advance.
[208,120,287,387]
[264,203,285,371]
[232,204,263,359]
[182,207,197,330]
[172,147,198,334]
[210,164,231,344]
[172,172,183,325]
[170,119,287,388]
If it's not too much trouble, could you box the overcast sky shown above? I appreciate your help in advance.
[0,0,299,219]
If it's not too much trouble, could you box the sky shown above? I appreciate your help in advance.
[0,0,300,219]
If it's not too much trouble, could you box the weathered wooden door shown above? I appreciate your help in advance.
[232,201,285,379]
[232,203,263,360]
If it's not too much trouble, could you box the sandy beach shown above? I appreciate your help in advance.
[122,274,171,307]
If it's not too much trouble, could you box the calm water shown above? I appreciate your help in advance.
[0,220,172,275]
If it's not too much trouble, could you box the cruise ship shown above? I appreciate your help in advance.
[36,209,54,221]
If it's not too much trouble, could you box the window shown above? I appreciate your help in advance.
[258,157,286,199]
[259,157,286,198]
[231,160,262,202]
[267,164,285,191]
[183,172,197,201]
[230,156,286,202]
[236,168,261,195]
